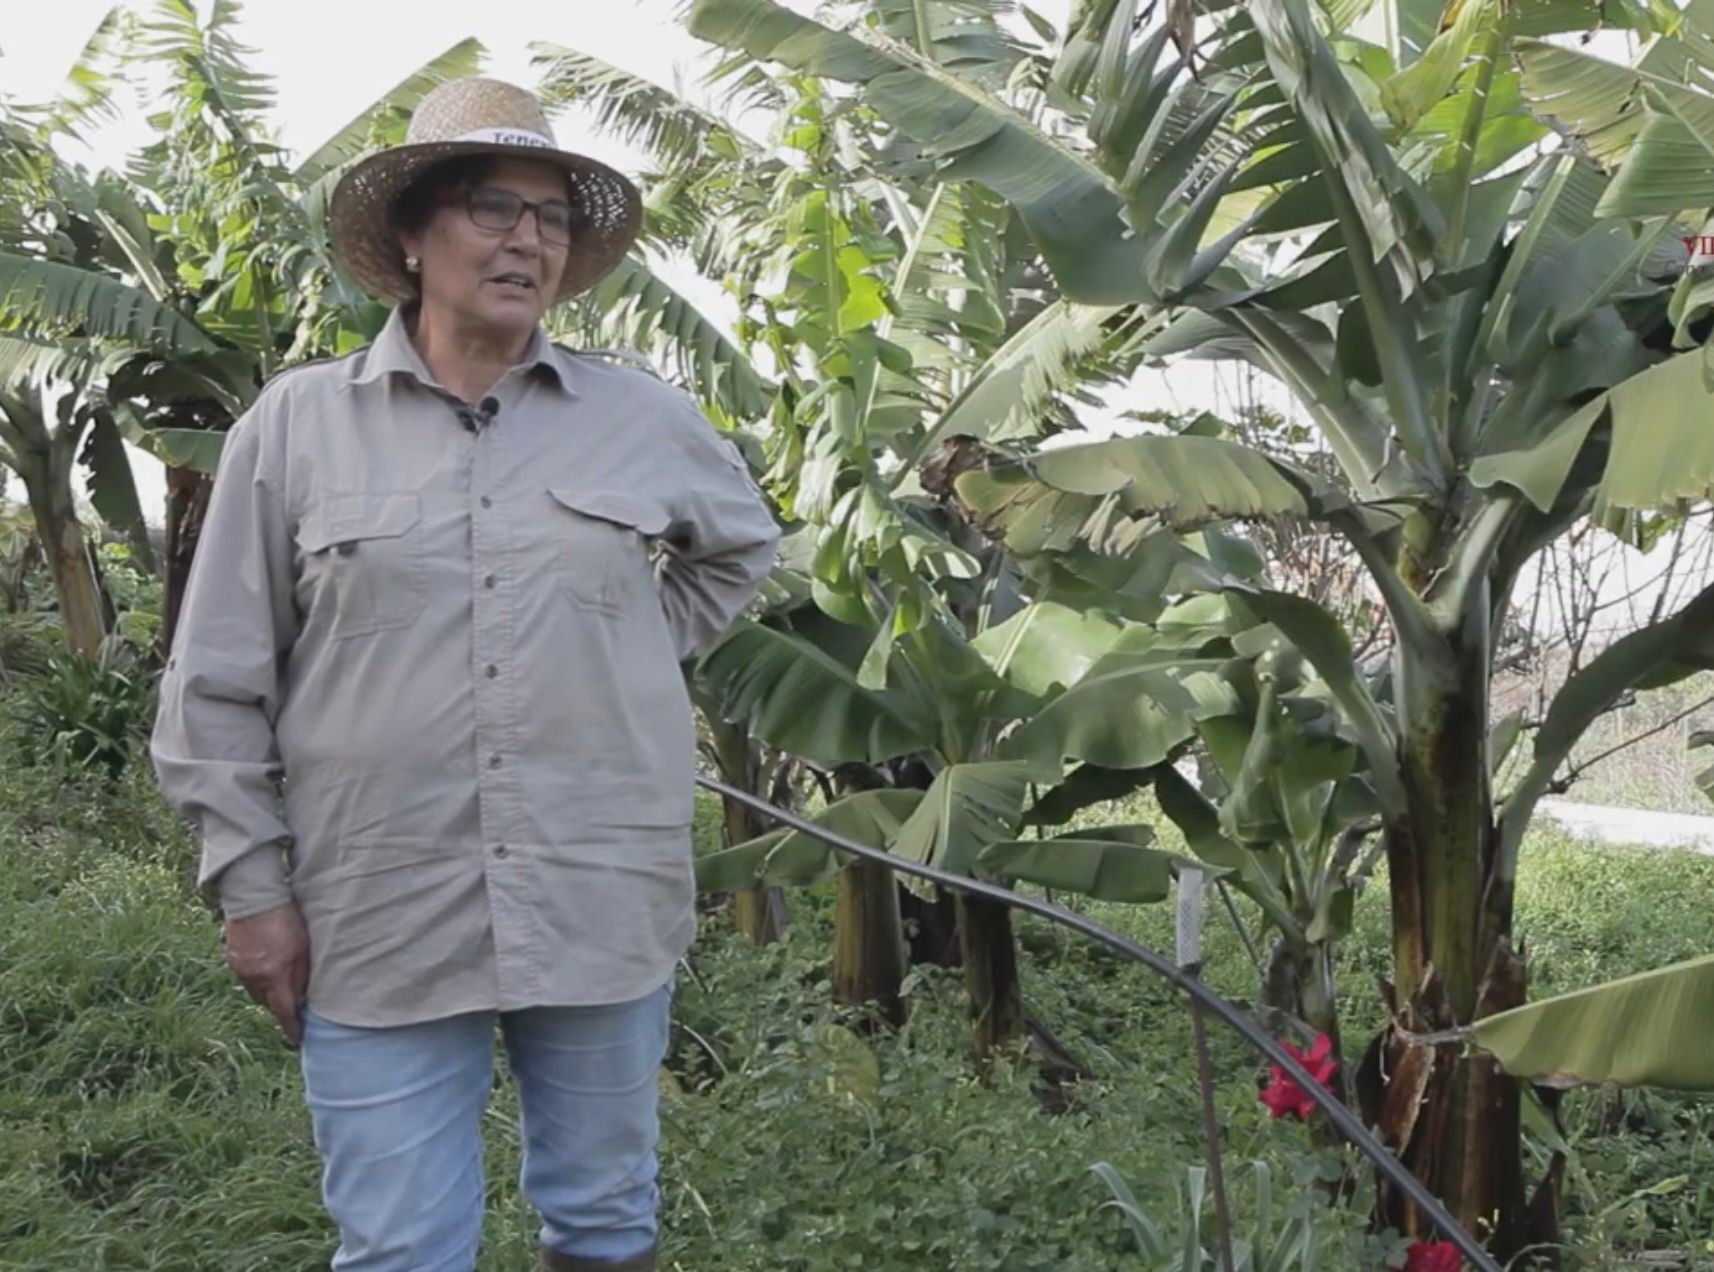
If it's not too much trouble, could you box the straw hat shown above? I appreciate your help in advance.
[328,77,642,305]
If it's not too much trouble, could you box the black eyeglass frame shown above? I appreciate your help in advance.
[457,185,581,246]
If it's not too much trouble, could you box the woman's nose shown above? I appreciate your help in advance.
[505,209,544,252]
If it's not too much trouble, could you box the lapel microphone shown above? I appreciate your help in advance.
[458,396,502,434]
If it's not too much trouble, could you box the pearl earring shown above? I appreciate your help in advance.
[405,255,421,273]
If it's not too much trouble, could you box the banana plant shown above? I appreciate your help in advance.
[671,7,1312,1072]
[676,54,1199,1056]
[0,378,114,655]
[0,16,181,651]
[688,0,1712,1255]
[1150,628,1379,1065]
[696,590,1231,1053]
[974,524,1392,1068]
[1,2,485,650]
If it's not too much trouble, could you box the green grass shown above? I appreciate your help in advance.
[2,762,1711,1270]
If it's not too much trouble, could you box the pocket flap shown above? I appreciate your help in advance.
[547,487,670,537]
[297,493,422,554]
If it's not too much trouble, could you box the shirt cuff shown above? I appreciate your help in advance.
[213,843,294,919]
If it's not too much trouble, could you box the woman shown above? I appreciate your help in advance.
[151,77,780,1272]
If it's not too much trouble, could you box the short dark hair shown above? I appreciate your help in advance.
[388,155,498,238]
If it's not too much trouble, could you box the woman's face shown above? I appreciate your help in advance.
[400,157,572,343]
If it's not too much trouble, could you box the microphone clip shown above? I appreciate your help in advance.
[457,396,502,435]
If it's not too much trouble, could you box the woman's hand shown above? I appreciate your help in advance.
[225,902,311,1046]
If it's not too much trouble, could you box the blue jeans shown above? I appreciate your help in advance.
[298,983,671,1271]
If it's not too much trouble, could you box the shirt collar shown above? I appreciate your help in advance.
[521,326,575,396]
[346,306,575,397]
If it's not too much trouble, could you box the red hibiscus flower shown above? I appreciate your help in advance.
[1258,1032,1337,1120]
[1403,1240,1461,1272]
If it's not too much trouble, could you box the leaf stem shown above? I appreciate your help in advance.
[912,0,935,62]
[1326,506,1451,673]
[1442,20,1504,257]
[1319,171,1452,490]
[1220,309,1387,497]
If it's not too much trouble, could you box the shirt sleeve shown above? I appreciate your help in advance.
[653,401,781,661]
[150,405,299,919]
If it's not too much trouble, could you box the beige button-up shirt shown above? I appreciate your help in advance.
[151,309,780,1027]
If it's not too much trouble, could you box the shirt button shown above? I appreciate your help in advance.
[488,754,502,769]
[485,664,498,679]
[493,845,508,858]
[484,574,497,589]
[480,495,493,509]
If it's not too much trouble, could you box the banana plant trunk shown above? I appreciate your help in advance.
[698,700,789,946]
[22,464,104,658]
[719,779,787,945]
[1263,938,1345,1097]
[160,464,210,659]
[733,883,788,946]
[956,892,1024,1059]
[832,856,907,1027]
[1366,611,1539,1259]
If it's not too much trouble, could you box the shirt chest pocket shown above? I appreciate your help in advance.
[295,493,427,640]
[546,488,670,615]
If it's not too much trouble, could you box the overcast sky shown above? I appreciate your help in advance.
[3,0,739,162]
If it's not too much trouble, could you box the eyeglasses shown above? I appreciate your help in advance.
[462,186,580,246]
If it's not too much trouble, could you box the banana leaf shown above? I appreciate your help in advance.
[687,0,1152,303]
[891,760,1043,894]
[979,824,1218,903]
[970,600,1126,698]
[694,788,924,892]
[1472,954,1714,1091]
[697,617,935,765]
[0,253,214,354]
[138,427,228,474]
[954,434,1317,550]
[998,628,1210,771]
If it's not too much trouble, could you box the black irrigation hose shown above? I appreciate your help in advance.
[697,776,1501,1272]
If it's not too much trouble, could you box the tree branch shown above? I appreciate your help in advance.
[1551,691,1714,795]
[1496,581,1714,880]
